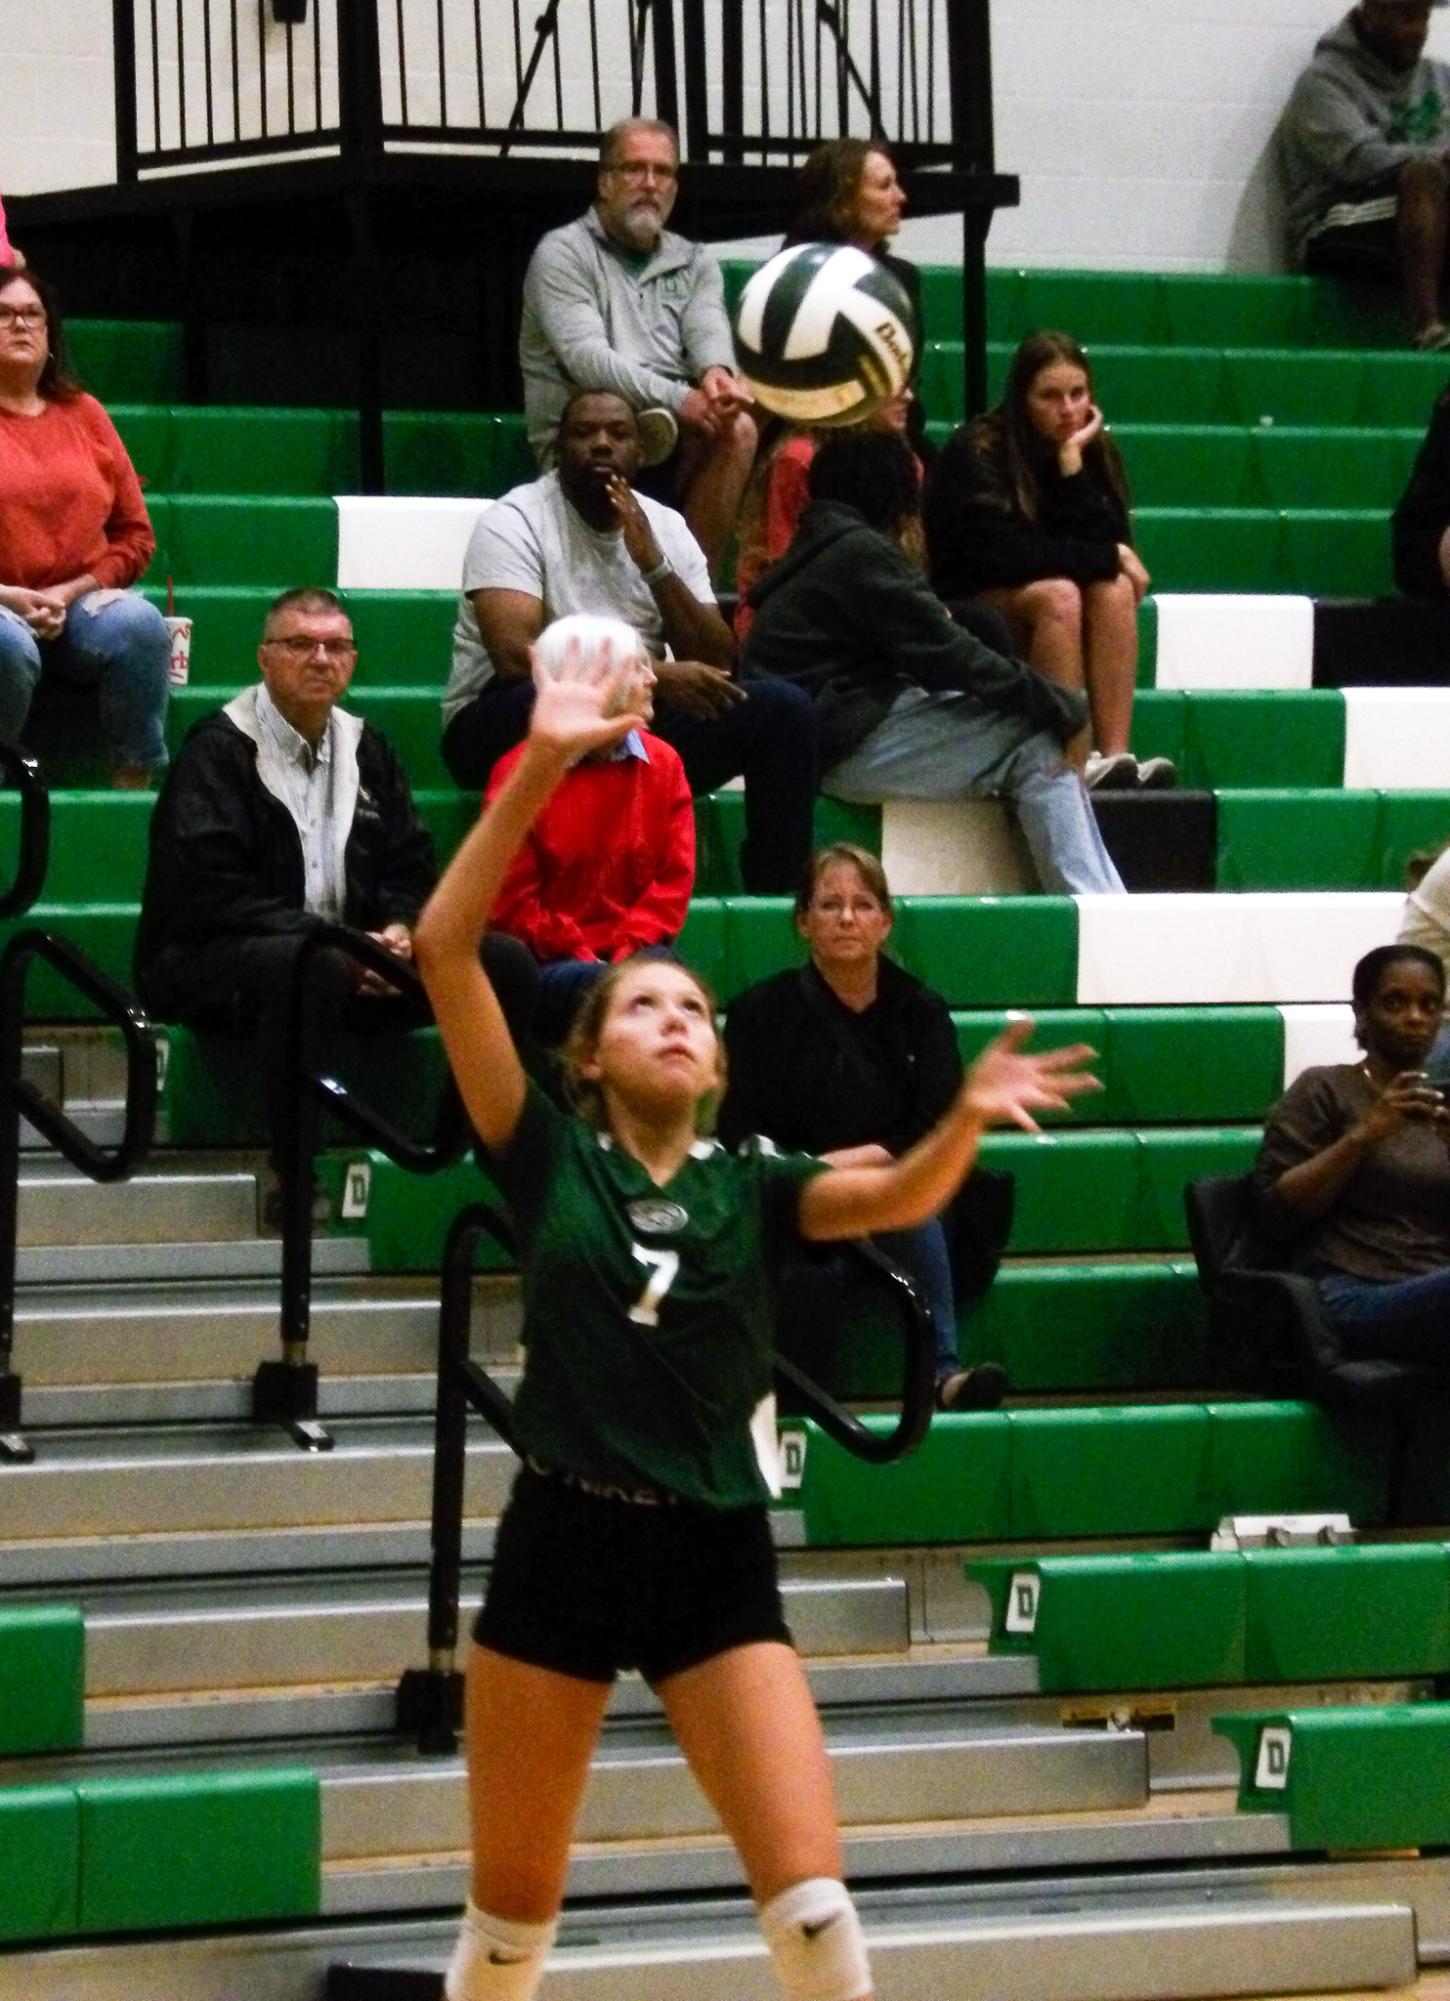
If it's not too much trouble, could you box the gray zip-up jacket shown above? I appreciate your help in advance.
[1279,9,1450,260]
[519,206,737,458]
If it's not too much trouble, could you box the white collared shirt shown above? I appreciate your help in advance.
[254,686,347,921]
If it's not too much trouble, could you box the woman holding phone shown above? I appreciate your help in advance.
[925,330,1171,791]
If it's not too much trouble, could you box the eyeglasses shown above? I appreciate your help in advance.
[0,306,46,329]
[263,635,356,660]
[811,896,884,918]
[605,159,677,184]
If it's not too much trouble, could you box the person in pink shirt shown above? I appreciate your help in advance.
[0,263,168,784]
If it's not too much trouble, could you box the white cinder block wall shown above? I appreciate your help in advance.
[5,1,1450,274]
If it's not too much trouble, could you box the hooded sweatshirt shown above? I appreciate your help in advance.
[1279,7,1450,260]
[740,498,1086,770]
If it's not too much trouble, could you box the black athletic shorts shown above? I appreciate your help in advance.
[474,1461,792,1684]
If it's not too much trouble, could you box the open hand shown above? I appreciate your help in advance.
[603,473,659,571]
[528,633,647,760]
[959,1017,1101,1134]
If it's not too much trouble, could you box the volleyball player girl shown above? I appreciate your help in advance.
[413,619,1098,2001]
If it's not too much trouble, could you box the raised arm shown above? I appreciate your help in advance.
[413,644,645,1154]
[798,1019,1099,1241]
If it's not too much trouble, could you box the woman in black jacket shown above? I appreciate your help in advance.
[926,330,1171,791]
[720,842,1008,1413]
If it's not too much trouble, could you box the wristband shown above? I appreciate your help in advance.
[640,554,675,588]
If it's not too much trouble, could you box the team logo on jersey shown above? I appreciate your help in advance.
[627,1197,689,1235]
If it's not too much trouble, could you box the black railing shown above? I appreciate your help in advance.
[396,1204,935,1752]
[254,924,469,1451]
[114,0,993,180]
[0,931,157,1465]
[0,747,50,923]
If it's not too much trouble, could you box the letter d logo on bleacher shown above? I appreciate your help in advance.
[1255,1725,1292,1790]
[1004,1570,1039,1635]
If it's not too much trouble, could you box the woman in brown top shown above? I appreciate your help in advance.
[1255,944,1450,1360]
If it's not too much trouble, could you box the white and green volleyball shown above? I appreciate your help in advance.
[732,242,917,427]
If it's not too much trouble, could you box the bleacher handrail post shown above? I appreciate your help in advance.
[0,927,158,1464]
[0,746,50,923]
[254,921,469,1450]
[112,0,141,183]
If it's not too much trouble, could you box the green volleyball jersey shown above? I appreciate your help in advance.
[492,1084,828,1509]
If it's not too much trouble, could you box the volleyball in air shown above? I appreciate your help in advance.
[733,242,917,427]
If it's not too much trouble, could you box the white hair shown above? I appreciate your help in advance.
[533,613,649,680]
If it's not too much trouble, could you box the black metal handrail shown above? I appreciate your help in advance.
[113,0,993,179]
[0,928,157,1464]
[254,923,470,1451]
[0,745,51,922]
[395,1197,934,1751]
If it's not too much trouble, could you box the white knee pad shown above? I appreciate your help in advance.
[444,1900,557,2001]
[760,1877,871,2001]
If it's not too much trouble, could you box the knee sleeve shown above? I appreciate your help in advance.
[444,1901,556,2001]
[760,1877,871,2001]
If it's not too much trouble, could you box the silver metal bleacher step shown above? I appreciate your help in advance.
[0,1417,514,1539]
[0,1879,1426,2001]
[331,1897,1419,2001]
[13,1270,522,1425]
[16,1162,259,1244]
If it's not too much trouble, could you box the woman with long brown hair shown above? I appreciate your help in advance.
[926,329,1171,790]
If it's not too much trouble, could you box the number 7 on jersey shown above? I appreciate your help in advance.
[628,1243,680,1326]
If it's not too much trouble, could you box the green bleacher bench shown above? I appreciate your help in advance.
[1216,1703,1450,1851]
[798,1402,1387,1547]
[0,1606,84,1755]
[966,1544,1450,1692]
[0,1768,319,1945]
[0,1787,78,1943]
[75,1768,321,1934]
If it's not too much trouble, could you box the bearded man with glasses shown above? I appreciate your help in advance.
[519,118,756,572]
[135,586,536,1207]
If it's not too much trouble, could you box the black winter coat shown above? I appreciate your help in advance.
[135,702,436,1013]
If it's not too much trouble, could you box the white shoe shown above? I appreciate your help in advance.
[1083,750,1138,790]
[1135,755,1178,790]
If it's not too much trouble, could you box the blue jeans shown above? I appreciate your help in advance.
[876,1216,961,1379]
[0,591,170,773]
[1316,1264,1450,1365]
[823,687,1125,896]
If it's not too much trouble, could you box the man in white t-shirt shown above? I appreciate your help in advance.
[441,390,816,893]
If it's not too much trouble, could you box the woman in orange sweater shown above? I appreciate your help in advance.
[0,263,169,785]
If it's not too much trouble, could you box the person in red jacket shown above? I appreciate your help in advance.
[0,262,169,784]
[486,613,695,1041]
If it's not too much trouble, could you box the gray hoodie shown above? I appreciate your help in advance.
[1279,8,1450,260]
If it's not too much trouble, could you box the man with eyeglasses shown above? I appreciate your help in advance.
[519,117,756,571]
[135,586,535,1208]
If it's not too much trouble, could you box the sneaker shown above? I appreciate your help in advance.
[935,1362,1010,1413]
[1135,754,1178,790]
[1083,749,1138,790]
[1413,323,1450,353]
[635,405,680,467]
